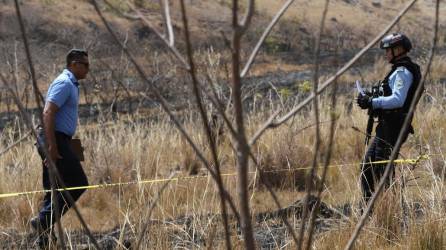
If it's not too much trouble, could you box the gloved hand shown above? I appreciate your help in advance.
[356,93,372,110]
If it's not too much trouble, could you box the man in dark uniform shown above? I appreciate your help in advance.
[356,33,421,205]
[31,49,90,248]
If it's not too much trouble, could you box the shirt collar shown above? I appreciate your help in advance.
[63,69,79,86]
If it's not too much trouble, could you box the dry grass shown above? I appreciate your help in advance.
[1,51,446,247]
[2,75,446,248]
[0,0,446,248]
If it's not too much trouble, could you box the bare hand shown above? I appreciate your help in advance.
[44,145,63,167]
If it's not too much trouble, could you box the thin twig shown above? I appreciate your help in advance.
[97,58,134,114]
[160,0,174,46]
[248,0,418,146]
[344,0,439,249]
[204,68,307,245]
[13,1,96,247]
[297,1,329,249]
[1,74,64,249]
[178,2,233,249]
[124,0,190,69]
[202,75,300,245]
[240,0,295,78]
[239,0,255,33]
[306,55,338,250]
[14,0,44,110]
[90,0,241,221]
[91,0,210,178]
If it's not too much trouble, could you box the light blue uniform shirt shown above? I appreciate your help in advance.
[46,69,80,136]
[372,66,413,110]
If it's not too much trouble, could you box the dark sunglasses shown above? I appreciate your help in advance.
[74,61,90,68]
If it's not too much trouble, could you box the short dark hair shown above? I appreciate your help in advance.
[66,49,88,68]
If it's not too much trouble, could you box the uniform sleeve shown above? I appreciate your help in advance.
[46,80,71,108]
[372,68,413,110]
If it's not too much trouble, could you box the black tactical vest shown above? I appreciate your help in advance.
[380,56,422,114]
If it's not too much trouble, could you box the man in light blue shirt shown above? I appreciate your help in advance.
[356,33,421,209]
[32,49,90,248]
[46,68,80,137]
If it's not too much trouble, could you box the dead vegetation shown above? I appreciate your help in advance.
[0,0,446,249]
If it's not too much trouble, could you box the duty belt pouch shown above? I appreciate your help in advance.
[35,125,46,159]
[34,125,85,162]
[70,139,85,162]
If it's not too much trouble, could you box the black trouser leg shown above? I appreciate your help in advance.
[361,138,378,204]
[360,121,400,205]
[37,132,88,230]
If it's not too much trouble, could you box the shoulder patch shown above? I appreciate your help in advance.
[395,75,404,90]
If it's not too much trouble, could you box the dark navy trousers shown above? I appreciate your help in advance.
[37,132,88,230]
[360,117,410,204]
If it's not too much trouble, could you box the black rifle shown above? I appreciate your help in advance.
[365,85,381,145]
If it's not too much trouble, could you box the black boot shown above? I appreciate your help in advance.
[30,217,57,249]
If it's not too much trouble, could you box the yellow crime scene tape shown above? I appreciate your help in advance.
[0,154,430,199]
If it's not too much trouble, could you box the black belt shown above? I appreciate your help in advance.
[55,131,72,140]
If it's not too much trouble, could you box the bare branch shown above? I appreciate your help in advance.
[344,0,440,248]
[248,0,418,146]
[203,72,301,245]
[297,1,329,249]
[248,109,281,145]
[125,0,190,69]
[240,0,295,78]
[204,71,302,245]
[179,1,233,249]
[97,58,134,114]
[14,0,44,113]
[231,0,256,248]
[239,0,255,33]
[160,0,175,46]
[92,0,209,174]
[90,0,241,222]
[306,56,339,250]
